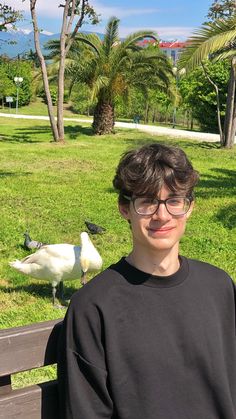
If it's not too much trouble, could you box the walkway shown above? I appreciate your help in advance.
[0,112,235,143]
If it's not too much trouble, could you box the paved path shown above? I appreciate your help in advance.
[0,112,235,143]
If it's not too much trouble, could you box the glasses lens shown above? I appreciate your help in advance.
[133,197,191,215]
[166,197,190,215]
[134,197,158,215]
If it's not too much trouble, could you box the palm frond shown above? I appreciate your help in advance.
[103,16,120,56]
[178,15,236,71]
[90,76,109,101]
[74,32,102,56]
[123,30,158,48]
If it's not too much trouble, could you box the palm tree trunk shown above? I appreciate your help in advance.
[92,100,115,134]
[223,57,236,148]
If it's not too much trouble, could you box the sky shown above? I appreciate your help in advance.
[7,0,213,40]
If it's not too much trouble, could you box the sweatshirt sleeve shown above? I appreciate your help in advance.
[57,289,114,418]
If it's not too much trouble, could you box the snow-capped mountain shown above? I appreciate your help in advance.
[0,30,60,57]
[0,29,104,58]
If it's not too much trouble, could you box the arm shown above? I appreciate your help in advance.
[57,292,114,418]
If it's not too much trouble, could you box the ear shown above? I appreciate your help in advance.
[186,201,194,219]
[119,203,130,221]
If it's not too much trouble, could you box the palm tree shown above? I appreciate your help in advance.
[178,14,236,148]
[47,17,173,135]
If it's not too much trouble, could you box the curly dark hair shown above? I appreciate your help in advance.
[113,143,199,204]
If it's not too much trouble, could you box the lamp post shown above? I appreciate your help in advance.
[14,76,23,114]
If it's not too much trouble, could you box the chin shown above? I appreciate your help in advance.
[147,238,178,251]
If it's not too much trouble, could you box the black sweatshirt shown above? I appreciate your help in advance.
[57,256,236,419]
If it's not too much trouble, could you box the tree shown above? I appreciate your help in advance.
[207,0,235,21]
[27,0,98,142]
[0,3,22,31]
[51,17,172,134]
[0,59,33,107]
[178,14,236,148]
[178,61,229,133]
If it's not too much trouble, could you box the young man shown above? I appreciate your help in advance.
[58,143,236,419]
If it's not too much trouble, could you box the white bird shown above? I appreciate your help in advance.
[9,232,103,306]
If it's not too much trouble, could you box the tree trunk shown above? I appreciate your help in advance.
[223,57,236,148]
[144,101,149,123]
[30,0,59,142]
[190,113,193,131]
[30,0,96,143]
[92,100,115,134]
[201,61,224,144]
[57,38,66,142]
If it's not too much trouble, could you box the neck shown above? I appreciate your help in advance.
[126,245,180,276]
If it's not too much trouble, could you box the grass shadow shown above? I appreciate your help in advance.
[198,142,220,149]
[197,168,236,198]
[0,170,32,177]
[0,282,80,304]
[64,124,94,138]
[120,135,216,150]
[0,125,52,143]
[215,203,236,230]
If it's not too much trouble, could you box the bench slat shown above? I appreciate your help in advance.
[0,380,59,419]
[0,319,62,376]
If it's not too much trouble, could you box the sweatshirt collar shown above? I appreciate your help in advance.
[111,256,189,288]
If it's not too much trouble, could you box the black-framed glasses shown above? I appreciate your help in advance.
[123,195,192,216]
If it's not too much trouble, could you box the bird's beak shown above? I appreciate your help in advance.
[80,256,89,273]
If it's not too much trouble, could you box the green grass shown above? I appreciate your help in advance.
[0,97,93,119]
[0,115,235,388]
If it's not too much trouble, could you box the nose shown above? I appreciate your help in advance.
[152,202,172,221]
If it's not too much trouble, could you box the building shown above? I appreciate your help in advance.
[137,39,188,64]
[159,41,187,64]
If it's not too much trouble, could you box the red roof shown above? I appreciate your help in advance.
[159,41,187,49]
[137,39,187,49]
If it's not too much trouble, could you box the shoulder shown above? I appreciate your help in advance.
[69,258,126,308]
[186,256,234,290]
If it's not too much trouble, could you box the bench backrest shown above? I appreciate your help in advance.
[0,319,62,419]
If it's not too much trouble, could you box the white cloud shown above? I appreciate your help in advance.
[84,23,194,41]
[6,1,193,41]
[91,1,160,19]
[116,25,194,40]
[6,0,63,17]
[7,0,159,19]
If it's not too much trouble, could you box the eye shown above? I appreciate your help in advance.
[135,197,154,206]
[140,198,155,205]
[167,198,184,206]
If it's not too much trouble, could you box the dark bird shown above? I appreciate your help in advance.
[23,231,46,251]
[85,221,106,235]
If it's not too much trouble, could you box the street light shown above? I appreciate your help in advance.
[14,76,23,114]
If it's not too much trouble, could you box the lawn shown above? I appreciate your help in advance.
[0,97,92,119]
[0,115,236,387]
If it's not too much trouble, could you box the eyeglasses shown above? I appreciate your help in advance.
[123,195,192,216]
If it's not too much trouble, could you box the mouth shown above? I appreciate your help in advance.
[148,226,175,235]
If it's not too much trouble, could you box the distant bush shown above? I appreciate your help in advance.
[0,58,33,107]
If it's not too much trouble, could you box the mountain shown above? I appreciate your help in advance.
[0,29,104,58]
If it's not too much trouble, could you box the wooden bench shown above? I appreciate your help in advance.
[0,319,62,419]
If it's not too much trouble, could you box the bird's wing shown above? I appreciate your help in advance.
[23,244,80,263]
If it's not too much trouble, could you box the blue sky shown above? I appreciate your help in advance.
[8,0,213,40]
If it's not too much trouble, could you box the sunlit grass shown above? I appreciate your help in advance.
[0,115,235,387]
